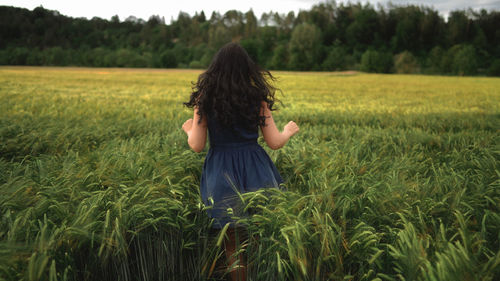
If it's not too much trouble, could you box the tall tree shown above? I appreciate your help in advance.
[289,22,322,70]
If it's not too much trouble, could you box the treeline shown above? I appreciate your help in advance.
[1,2,500,75]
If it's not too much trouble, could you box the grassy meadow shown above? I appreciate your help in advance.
[0,66,499,281]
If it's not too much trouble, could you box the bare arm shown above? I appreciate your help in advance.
[182,107,207,153]
[260,102,299,150]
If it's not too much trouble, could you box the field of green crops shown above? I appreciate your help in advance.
[0,66,499,281]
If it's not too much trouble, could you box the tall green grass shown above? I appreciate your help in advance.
[0,67,499,280]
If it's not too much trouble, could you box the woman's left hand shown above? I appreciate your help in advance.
[182,118,193,134]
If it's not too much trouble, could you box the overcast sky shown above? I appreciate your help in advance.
[1,0,499,22]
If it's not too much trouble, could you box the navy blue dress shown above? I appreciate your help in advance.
[200,114,283,229]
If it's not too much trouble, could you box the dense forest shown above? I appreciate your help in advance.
[1,1,500,75]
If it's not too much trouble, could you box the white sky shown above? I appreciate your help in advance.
[1,0,499,22]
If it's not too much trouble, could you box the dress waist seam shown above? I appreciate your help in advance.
[209,140,259,150]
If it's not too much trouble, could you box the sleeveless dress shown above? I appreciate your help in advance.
[200,113,284,229]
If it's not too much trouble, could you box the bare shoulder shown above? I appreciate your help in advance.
[260,101,272,117]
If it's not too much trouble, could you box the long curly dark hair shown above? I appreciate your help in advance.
[184,42,279,131]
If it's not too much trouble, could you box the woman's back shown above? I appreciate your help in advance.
[206,113,258,147]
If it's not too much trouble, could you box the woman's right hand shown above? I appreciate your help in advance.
[283,121,299,137]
